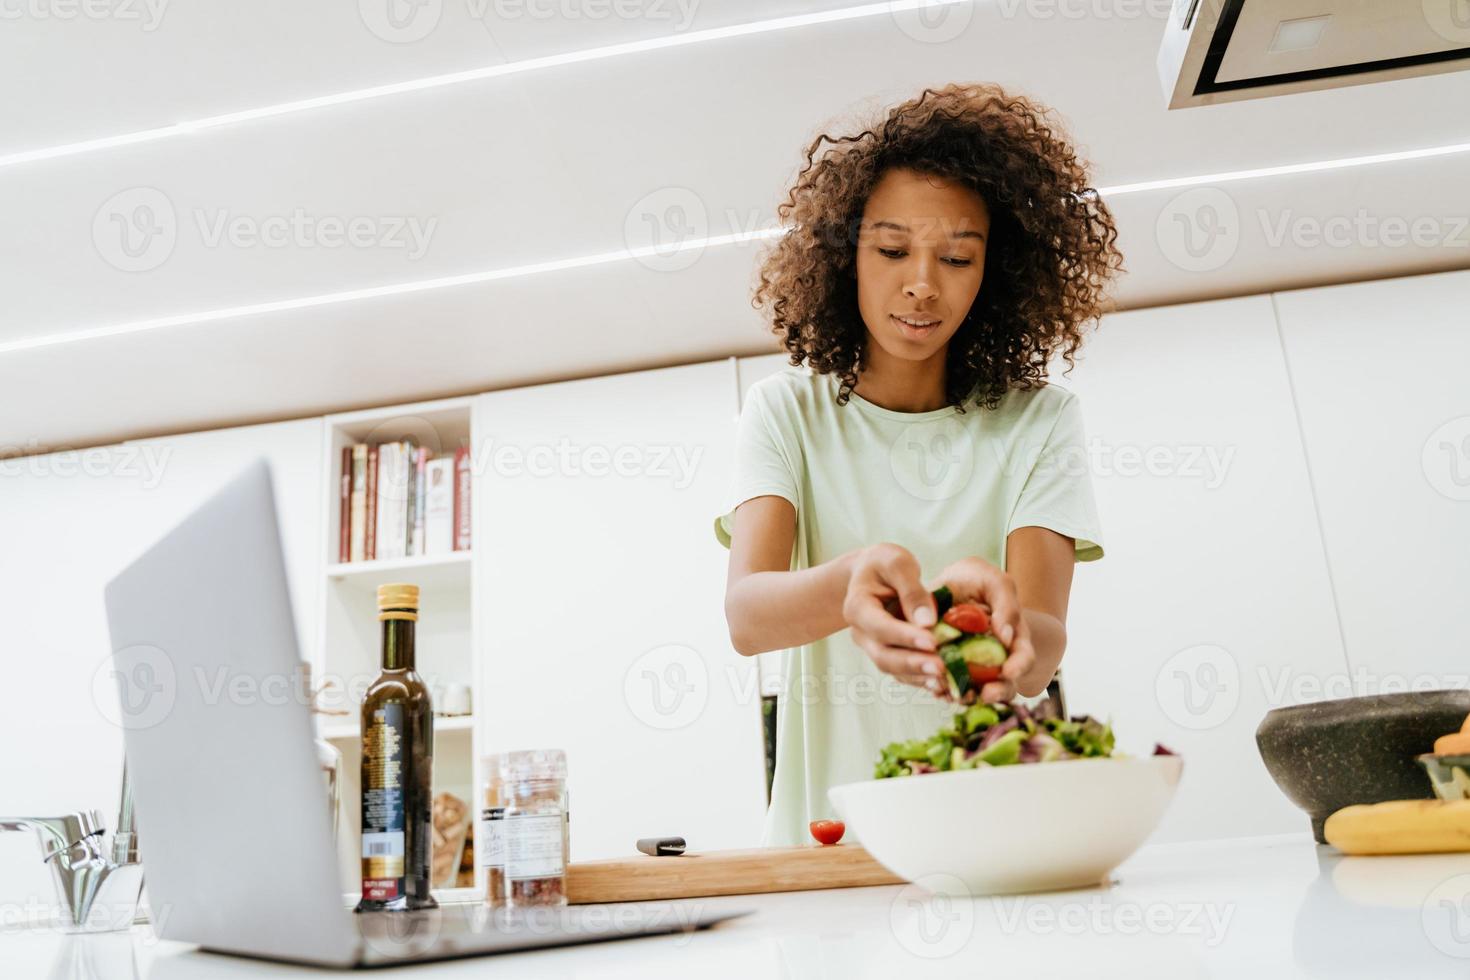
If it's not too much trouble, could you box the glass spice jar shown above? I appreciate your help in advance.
[477,754,507,908]
[498,749,569,908]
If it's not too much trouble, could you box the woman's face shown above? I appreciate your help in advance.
[855,168,991,364]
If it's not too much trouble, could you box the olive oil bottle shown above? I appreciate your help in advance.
[355,583,438,912]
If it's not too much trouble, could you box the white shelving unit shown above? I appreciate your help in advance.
[314,396,480,901]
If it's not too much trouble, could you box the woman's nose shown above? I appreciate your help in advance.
[904,254,939,301]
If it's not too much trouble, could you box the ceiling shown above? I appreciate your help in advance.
[2,0,1469,454]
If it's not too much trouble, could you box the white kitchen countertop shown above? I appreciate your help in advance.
[12,833,1470,979]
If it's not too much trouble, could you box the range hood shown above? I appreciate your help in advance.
[1158,0,1470,108]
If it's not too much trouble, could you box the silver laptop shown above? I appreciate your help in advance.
[102,458,748,968]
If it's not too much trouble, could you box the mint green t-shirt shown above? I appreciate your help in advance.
[714,367,1104,847]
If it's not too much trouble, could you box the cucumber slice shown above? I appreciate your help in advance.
[932,586,953,618]
[956,634,1008,668]
[938,642,970,698]
[931,621,963,644]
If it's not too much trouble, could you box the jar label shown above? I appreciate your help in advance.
[477,807,506,870]
[504,813,565,879]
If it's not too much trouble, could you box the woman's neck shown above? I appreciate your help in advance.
[852,342,948,413]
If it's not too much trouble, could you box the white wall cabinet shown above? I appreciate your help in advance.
[473,360,768,861]
[0,417,322,910]
[1060,294,1347,841]
[1274,268,1470,694]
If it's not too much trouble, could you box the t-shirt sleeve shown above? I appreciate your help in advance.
[713,383,800,550]
[1005,392,1104,562]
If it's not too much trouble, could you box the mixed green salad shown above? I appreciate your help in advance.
[875,699,1117,779]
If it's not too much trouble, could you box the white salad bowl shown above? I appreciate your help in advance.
[828,754,1183,896]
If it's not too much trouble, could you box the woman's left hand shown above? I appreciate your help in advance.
[929,556,1036,704]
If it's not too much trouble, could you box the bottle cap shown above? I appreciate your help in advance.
[377,583,420,621]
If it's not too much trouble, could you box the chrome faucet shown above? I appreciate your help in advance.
[0,760,144,932]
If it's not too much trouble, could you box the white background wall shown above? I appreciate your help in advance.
[2,268,1467,909]
[0,418,322,912]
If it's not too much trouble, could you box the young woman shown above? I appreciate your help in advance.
[716,83,1124,846]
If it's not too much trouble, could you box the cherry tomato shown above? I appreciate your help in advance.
[942,602,991,635]
[967,663,1002,685]
[809,819,846,846]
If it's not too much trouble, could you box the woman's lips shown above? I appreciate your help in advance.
[892,314,940,340]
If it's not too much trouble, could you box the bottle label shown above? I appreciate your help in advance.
[504,813,565,880]
[361,701,406,900]
[477,807,506,870]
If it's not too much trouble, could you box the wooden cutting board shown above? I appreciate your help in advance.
[565,845,903,904]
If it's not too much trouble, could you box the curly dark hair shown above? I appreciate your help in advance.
[751,82,1125,411]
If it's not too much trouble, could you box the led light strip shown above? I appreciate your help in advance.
[4,139,1468,357]
[0,227,788,355]
[0,0,969,171]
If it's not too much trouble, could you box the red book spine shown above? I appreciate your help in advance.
[338,446,352,564]
[365,444,379,561]
[453,446,471,552]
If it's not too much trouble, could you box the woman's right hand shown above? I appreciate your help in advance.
[842,543,946,697]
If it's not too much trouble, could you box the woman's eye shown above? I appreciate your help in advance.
[876,248,971,267]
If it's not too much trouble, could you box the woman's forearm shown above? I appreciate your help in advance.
[725,548,862,656]
[1016,608,1067,698]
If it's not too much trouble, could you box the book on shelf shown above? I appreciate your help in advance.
[337,439,471,565]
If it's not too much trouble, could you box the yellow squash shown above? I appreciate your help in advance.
[1324,799,1470,855]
